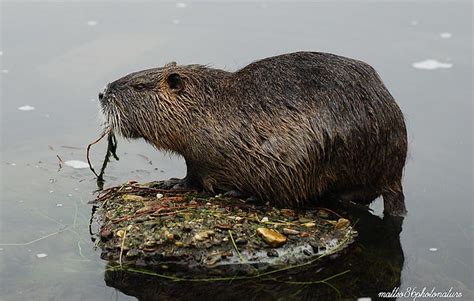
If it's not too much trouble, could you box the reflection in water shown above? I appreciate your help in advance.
[101,205,404,300]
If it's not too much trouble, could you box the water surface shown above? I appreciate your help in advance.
[1,1,472,300]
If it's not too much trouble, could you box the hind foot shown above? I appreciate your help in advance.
[382,184,407,217]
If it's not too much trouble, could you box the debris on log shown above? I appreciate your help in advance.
[90,181,357,275]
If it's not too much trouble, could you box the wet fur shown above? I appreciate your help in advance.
[99,52,408,216]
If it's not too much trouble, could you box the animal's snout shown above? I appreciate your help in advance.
[98,85,109,101]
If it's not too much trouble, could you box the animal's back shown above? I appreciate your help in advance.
[214,52,407,214]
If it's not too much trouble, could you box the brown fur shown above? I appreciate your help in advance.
[99,52,408,216]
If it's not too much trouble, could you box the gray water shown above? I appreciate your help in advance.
[1,1,472,300]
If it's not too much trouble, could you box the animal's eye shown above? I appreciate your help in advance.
[133,83,147,91]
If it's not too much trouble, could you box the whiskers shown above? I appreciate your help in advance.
[99,94,126,137]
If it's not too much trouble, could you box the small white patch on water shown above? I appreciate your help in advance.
[45,114,50,118]
[412,59,453,70]
[56,203,63,207]
[64,160,89,169]
[2,69,9,74]
[440,32,452,39]
[36,253,48,259]
[18,105,35,111]
[67,193,73,197]
[49,190,54,193]
[74,188,79,191]
[0,248,4,251]
[176,3,187,8]
[429,247,438,252]
[411,20,418,26]
[0,51,3,56]
[9,163,17,166]
[172,19,180,25]
[86,20,98,26]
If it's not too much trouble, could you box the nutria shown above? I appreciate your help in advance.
[98,52,408,216]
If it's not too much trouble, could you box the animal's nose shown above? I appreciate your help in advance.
[98,85,109,101]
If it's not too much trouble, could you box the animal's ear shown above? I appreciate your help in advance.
[164,61,177,68]
[166,73,184,92]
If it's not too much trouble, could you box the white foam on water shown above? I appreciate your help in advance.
[64,160,89,169]
[412,59,453,70]
[18,105,35,111]
[86,20,98,26]
[411,20,418,26]
[0,51,3,56]
[36,253,48,259]
[172,19,180,25]
[429,247,438,252]
[440,32,452,39]
[56,203,63,207]
[2,69,9,74]
[176,3,187,8]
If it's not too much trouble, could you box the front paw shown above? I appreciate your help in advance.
[162,178,184,189]
[162,177,198,190]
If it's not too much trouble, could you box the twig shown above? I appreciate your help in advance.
[104,205,196,228]
[86,130,109,177]
[56,155,63,171]
[0,227,67,246]
[73,201,79,229]
[86,130,120,190]
[119,227,128,267]
[77,240,90,261]
[314,207,343,219]
[280,269,351,285]
[228,230,244,262]
[61,145,84,150]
